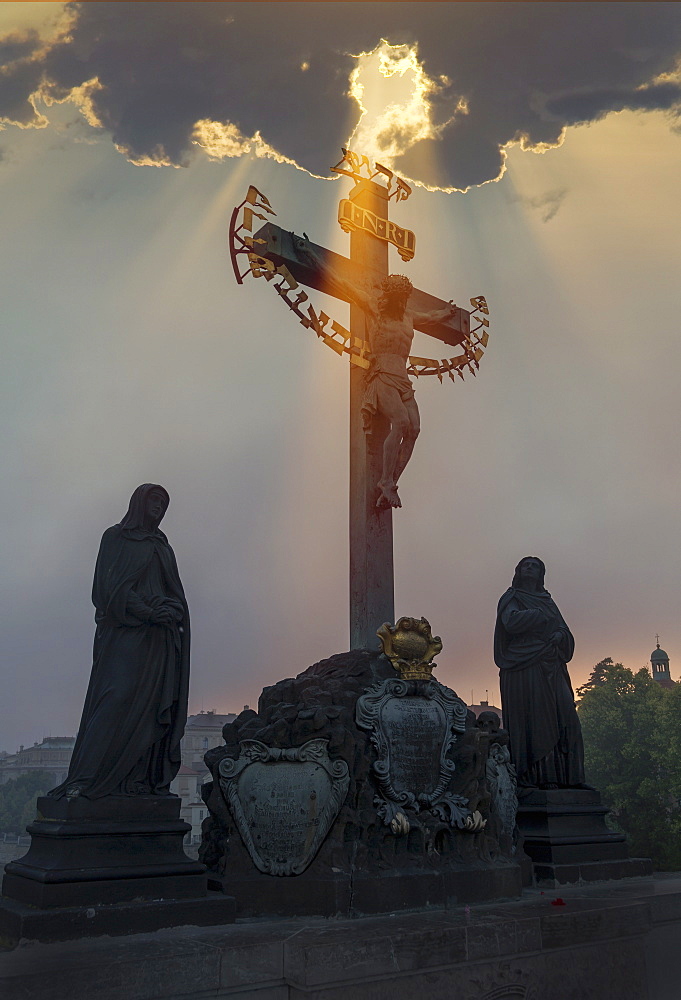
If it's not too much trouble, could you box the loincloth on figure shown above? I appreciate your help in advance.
[361,354,415,431]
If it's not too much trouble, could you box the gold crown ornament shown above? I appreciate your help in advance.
[377,617,443,681]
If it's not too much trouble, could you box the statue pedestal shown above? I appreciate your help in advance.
[517,788,653,885]
[1,794,236,940]
[3,795,206,907]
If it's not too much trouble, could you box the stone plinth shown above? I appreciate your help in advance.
[1,794,236,942]
[517,788,653,885]
[3,794,206,907]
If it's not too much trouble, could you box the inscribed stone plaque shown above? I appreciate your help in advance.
[356,678,470,829]
[218,739,349,876]
[381,696,445,796]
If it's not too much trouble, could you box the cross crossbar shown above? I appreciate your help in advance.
[251,222,471,350]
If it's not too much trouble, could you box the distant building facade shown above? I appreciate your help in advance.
[170,709,238,842]
[650,640,675,689]
[0,710,239,844]
[468,699,504,727]
[0,737,76,788]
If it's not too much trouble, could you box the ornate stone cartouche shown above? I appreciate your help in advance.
[377,616,442,680]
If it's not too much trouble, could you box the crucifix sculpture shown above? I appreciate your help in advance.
[229,149,490,650]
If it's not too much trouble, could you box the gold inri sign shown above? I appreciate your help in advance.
[338,199,416,262]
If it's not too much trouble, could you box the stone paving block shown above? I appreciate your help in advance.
[645,921,681,1000]
[465,915,526,960]
[538,939,648,1000]
[540,900,650,951]
[219,938,286,989]
[1,951,127,1000]
[283,919,468,988]
[215,989,289,1000]
[0,927,224,1000]
[646,890,681,924]
[288,940,649,1000]
[514,916,542,953]
[284,930,404,987]
[287,959,536,1000]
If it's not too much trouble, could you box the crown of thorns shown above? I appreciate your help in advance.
[381,274,413,295]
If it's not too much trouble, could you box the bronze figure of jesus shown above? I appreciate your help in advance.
[230,167,488,646]
[294,236,456,509]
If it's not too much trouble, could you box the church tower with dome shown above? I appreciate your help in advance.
[650,637,675,689]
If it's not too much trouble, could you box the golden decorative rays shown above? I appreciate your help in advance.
[228,179,491,383]
[330,148,412,202]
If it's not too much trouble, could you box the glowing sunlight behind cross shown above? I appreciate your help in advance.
[346,40,465,187]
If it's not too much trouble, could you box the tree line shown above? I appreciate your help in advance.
[0,771,51,835]
[578,658,681,870]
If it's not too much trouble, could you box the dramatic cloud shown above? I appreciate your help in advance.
[0,29,41,65]
[512,186,569,223]
[1,2,680,188]
[546,81,681,125]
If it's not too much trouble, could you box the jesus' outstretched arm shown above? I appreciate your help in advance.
[411,299,458,330]
[290,232,377,319]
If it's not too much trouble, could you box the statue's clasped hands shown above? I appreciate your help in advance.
[149,604,183,627]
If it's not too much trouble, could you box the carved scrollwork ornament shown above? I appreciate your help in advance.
[218,738,349,876]
[356,651,471,833]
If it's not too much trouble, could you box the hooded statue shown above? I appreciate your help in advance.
[494,556,585,788]
[50,485,190,799]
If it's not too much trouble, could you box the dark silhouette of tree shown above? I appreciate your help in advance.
[0,771,51,834]
[579,661,681,870]
[576,657,618,699]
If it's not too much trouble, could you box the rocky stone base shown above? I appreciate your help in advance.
[2,876,679,1000]
[209,861,522,918]
[200,649,522,918]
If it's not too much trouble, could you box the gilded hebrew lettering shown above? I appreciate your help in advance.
[244,185,275,213]
[228,184,490,385]
[247,253,276,279]
[373,162,394,192]
[304,306,331,338]
[394,177,412,202]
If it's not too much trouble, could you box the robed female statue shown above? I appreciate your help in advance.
[494,556,585,789]
[50,484,190,799]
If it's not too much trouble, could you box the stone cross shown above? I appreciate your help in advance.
[229,150,488,650]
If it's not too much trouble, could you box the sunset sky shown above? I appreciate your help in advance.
[2,2,681,751]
